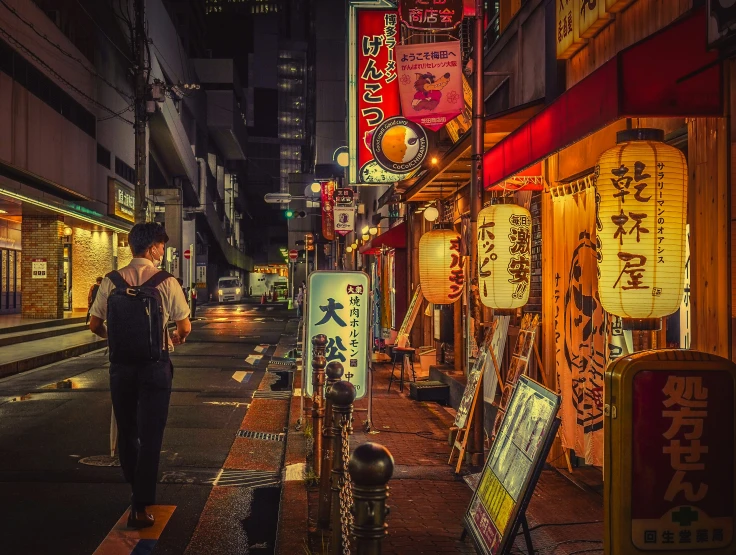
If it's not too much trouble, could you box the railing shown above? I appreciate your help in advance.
[311,336,394,555]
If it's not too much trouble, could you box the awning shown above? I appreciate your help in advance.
[483,7,721,188]
[400,100,544,202]
[360,221,407,254]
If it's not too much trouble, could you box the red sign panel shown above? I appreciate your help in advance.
[631,370,734,549]
[357,9,401,179]
[399,0,464,30]
[321,181,335,241]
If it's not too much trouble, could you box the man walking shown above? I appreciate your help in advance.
[89,223,191,529]
[86,277,103,325]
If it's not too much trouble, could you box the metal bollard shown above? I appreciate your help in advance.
[348,443,395,555]
[318,361,344,529]
[328,379,356,555]
[311,334,327,476]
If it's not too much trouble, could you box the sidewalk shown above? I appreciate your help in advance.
[281,361,604,555]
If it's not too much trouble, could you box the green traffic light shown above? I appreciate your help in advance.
[285,210,294,218]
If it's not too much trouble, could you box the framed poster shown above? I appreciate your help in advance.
[464,376,561,555]
[304,271,371,400]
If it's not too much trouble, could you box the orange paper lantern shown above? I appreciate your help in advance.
[419,228,464,304]
[477,203,531,309]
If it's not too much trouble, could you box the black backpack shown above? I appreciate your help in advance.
[105,270,173,364]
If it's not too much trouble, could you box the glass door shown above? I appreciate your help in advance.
[63,245,72,311]
[0,248,20,313]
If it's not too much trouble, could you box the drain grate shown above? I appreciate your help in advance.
[237,430,285,442]
[252,390,292,400]
[268,358,296,366]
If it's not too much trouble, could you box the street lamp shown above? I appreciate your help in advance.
[334,146,349,168]
[369,227,378,235]
[424,206,439,222]
[310,182,321,193]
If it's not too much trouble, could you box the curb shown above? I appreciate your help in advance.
[0,338,108,380]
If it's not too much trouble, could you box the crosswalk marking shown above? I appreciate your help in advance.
[93,505,176,555]
[231,371,252,383]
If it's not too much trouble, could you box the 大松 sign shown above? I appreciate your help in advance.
[304,272,370,400]
[396,41,463,131]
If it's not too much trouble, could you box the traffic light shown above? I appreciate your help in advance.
[284,210,307,219]
[284,209,294,219]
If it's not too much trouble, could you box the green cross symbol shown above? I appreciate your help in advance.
[673,506,699,527]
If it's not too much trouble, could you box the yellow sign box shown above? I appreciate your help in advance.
[604,350,736,554]
[557,0,635,59]
[108,178,135,223]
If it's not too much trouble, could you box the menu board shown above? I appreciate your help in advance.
[464,376,560,555]
[454,321,496,430]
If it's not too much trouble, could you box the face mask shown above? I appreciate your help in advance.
[151,246,163,268]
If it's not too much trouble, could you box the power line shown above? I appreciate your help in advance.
[75,0,134,64]
[0,26,133,124]
[97,102,133,122]
[0,0,133,100]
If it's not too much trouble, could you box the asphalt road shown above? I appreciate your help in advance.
[0,301,292,555]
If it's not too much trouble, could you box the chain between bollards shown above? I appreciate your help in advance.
[328,379,356,555]
[318,361,344,529]
[348,443,394,555]
[311,334,327,477]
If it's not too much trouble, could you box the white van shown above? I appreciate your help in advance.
[218,277,243,304]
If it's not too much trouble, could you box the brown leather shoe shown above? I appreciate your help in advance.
[127,509,155,529]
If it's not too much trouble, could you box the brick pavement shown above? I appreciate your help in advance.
[296,362,604,554]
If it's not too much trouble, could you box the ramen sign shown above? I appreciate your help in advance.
[371,116,428,174]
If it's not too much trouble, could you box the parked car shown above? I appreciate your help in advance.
[218,277,242,303]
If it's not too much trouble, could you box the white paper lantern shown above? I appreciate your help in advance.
[596,129,687,320]
[419,228,464,304]
[477,204,531,309]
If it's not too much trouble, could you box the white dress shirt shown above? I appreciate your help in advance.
[90,258,191,351]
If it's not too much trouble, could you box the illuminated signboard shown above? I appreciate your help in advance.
[348,1,415,185]
[399,0,464,31]
[108,178,135,223]
[304,271,370,400]
[605,350,736,554]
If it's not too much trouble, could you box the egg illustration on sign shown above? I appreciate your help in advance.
[372,116,428,173]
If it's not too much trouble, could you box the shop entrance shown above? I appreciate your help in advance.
[0,248,20,313]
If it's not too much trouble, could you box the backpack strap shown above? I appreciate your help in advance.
[106,271,129,290]
[142,270,174,289]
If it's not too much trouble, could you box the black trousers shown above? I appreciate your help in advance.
[110,357,173,510]
[191,299,197,318]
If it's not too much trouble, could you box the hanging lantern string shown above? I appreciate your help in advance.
[548,174,595,198]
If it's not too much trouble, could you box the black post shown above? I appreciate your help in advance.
[318,361,344,529]
[328,380,356,555]
[348,443,395,555]
[312,334,327,476]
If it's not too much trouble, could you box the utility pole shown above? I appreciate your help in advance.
[133,0,148,224]
[468,0,485,467]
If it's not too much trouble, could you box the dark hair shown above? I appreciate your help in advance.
[128,222,169,256]
[96,276,103,283]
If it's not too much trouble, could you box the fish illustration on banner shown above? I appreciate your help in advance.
[396,41,463,131]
